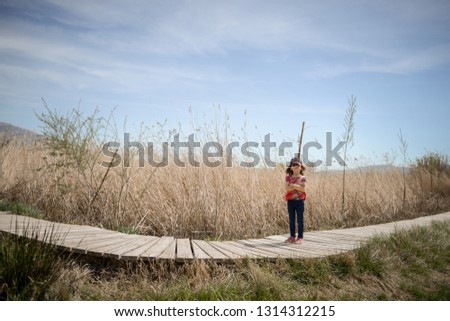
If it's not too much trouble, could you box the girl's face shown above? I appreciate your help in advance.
[291,164,302,174]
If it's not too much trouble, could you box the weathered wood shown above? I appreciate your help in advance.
[191,240,213,260]
[120,237,161,260]
[1,211,449,262]
[317,231,367,242]
[223,240,280,259]
[62,230,115,240]
[0,220,60,231]
[158,239,176,260]
[2,225,67,243]
[209,241,247,259]
[302,234,360,250]
[238,239,310,259]
[191,240,230,261]
[83,236,134,256]
[264,235,339,257]
[63,233,123,253]
[139,237,174,260]
[176,238,194,262]
[102,235,149,259]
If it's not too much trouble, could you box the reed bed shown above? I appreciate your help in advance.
[1,131,449,241]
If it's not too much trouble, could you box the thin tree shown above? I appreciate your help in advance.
[340,95,357,215]
[297,121,305,160]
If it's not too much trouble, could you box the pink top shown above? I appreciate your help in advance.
[285,175,307,201]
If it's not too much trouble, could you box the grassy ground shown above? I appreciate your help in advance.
[1,220,448,301]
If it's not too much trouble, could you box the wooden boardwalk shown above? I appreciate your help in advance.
[1,211,449,262]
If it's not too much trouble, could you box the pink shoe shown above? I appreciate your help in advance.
[295,237,303,244]
[285,236,296,243]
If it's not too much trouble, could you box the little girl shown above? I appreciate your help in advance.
[284,157,307,244]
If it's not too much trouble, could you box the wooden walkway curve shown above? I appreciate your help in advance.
[1,211,449,262]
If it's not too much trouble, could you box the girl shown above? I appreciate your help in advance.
[284,157,307,244]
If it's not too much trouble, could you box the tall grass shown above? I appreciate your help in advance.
[0,108,449,239]
[0,226,68,300]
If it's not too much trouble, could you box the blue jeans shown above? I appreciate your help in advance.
[287,200,304,238]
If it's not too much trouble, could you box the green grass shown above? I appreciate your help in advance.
[1,221,448,300]
[0,199,44,219]
[0,228,67,300]
[115,226,140,235]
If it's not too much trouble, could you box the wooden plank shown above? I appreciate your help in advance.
[223,241,280,259]
[1,214,51,225]
[59,226,107,234]
[83,235,135,257]
[0,214,96,235]
[290,245,341,257]
[0,217,76,245]
[61,236,118,252]
[102,235,149,258]
[0,222,60,231]
[62,233,121,251]
[176,238,194,262]
[304,242,359,252]
[391,222,420,231]
[157,239,176,260]
[119,237,161,260]
[3,225,67,243]
[0,220,41,228]
[62,230,115,240]
[207,241,245,259]
[302,240,355,253]
[95,236,145,258]
[264,235,337,257]
[0,214,33,222]
[266,233,290,240]
[309,235,361,247]
[324,227,384,238]
[209,241,256,259]
[318,231,367,242]
[191,240,212,260]
[65,234,126,254]
[368,226,397,233]
[63,227,115,237]
[238,239,309,259]
[139,237,174,260]
[0,222,59,233]
[295,238,350,254]
[302,234,360,250]
[339,229,390,238]
[191,240,230,261]
[323,231,371,245]
[309,229,365,238]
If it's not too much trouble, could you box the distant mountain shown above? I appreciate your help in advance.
[314,164,410,174]
[354,164,398,172]
[0,122,42,140]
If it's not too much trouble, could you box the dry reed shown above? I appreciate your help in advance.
[1,132,449,240]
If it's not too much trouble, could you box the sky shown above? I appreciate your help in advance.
[1,0,450,167]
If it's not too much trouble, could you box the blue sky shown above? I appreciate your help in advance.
[1,0,449,167]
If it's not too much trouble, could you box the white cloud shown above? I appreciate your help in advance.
[1,0,449,91]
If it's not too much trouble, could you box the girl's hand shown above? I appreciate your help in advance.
[292,184,306,192]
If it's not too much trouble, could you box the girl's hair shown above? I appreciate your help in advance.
[285,158,305,176]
